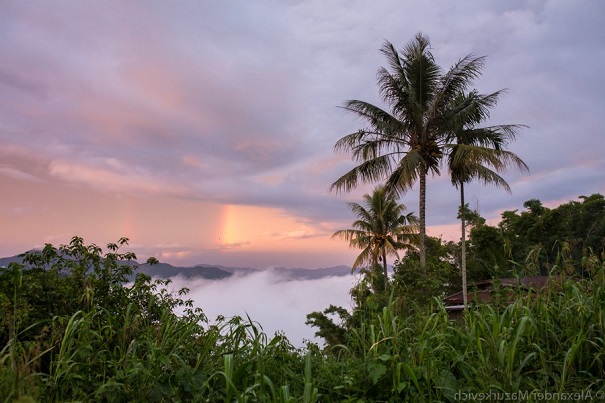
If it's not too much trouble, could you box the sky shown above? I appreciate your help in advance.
[1,0,604,270]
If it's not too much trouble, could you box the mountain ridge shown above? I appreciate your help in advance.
[0,253,351,281]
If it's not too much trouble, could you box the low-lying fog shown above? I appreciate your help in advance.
[165,270,358,347]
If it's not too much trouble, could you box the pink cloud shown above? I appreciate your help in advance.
[47,158,189,196]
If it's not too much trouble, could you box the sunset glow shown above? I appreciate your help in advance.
[1,1,603,269]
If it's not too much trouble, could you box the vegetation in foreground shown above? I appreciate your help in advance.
[1,227,605,402]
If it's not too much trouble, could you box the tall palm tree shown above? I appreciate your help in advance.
[330,33,485,270]
[332,186,418,290]
[445,90,529,308]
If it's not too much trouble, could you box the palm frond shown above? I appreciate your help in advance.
[438,54,486,102]
[330,154,395,194]
[383,149,426,197]
[340,100,400,128]
[352,245,374,271]
[449,144,528,171]
[462,165,511,192]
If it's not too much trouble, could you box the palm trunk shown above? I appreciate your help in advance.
[460,182,468,309]
[382,248,388,290]
[419,169,427,270]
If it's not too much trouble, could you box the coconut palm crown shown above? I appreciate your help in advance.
[332,186,418,290]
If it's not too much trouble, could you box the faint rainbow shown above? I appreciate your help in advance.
[116,196,137,240]
[220,204,236,245]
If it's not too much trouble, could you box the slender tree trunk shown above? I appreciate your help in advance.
[419,169,427,270]
[382,248,388,290]
[460,182,468,309]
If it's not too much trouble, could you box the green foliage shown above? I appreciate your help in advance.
[392,236,461,313]
[305,305,350,348]
[467,222,510,278]
[0,237,317,402]
[3,235,605,401]
[465,194,605,277]
[307,263,605,401]
[332,185,418,290]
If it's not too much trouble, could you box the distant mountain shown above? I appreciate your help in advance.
[137,263,352,281]
[268,265,352,280]
[0,254,24,268]
[137,262,233,280]
[0,253,351,281]
[189,263,260,276]
[0,253,234,280]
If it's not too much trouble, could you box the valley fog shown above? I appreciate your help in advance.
[165,269,358,347]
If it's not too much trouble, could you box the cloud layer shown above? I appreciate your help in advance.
[167,271,357,347]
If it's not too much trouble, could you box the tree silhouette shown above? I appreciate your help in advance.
[332,33,486,270]
[446,90,528,308]
[332,186,418,290]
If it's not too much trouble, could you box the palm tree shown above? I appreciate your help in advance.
[331,33,485,270]
[445,90,529,308]
[332,186,418,290]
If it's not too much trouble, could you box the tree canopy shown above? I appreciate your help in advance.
[332,186,418,290]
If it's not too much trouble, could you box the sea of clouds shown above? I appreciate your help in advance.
[165,270,358,347]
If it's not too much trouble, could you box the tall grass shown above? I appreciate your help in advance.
[307,271,605,401]
[2,249,605,401]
